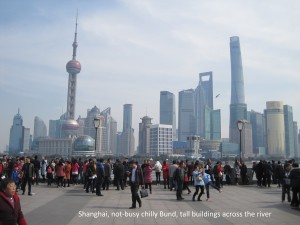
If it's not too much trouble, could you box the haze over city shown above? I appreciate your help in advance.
[1,0,300,151]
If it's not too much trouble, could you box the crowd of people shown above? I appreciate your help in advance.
[0,155,299,223]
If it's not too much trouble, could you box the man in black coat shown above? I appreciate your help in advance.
[95,159,104,196]
[21,157,34,196]
[113,159,124,190]
[32,155,40,185]
[102,158,112,190]
[173,161,186,200]
[289,163,300,208]
[128,161,144,209]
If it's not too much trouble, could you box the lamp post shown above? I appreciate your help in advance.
[237,120,245,163]
[94,116,101,155]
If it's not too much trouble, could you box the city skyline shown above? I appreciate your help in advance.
[1,1,300,150]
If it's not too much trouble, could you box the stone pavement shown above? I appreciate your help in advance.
[19,183,300,225]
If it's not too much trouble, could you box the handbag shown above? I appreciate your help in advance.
[140,188,149,198]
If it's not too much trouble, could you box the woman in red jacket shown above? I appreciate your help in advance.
[0,178,27,225]
[162,160,170,189]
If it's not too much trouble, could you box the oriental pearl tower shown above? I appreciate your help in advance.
[62,14,81,137]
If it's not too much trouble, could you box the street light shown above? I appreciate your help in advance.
[237,120,245,163]
[93,116,101,153]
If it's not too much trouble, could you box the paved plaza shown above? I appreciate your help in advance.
[20,183,299,225]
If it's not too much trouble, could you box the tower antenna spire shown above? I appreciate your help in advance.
[72,9,78,60]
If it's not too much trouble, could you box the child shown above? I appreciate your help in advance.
[11,166,22,191]
[201,168,222,201]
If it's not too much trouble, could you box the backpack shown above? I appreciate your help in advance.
[47,167,52,174]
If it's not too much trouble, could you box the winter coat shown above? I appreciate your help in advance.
[162,164,170,179]
[0,192,27,225]
[65,164,71,179]
[193,170,205,186]
[55,164,65,177]
[143,165,152,183]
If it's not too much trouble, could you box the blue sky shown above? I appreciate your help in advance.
[1,0,300,151]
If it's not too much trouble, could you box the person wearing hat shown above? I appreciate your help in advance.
[128,161,144,209]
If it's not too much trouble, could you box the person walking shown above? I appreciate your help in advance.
[21,157,34,196]
[128,161,144,209]
[192,167,205,201]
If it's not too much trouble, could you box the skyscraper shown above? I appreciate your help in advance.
[9,109,24,154]
[62,14,81,137]
[265,101,285,157]
[160,91,176,140]
[250,110,266,155]
[119,104,135,156]
[138,116,152,155]
[33,116,47,139]
[284,105,295,158]
[178,89,195,142]
[195,72,213,138]
[229,36,247,144]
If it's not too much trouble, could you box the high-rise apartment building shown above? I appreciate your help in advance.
[150,124,173,156]
[160,91,176,140]
[138,116,152,155]
[265,101,285,157]
[33,116,47,139]
[229,36,247,144]
[284,105,295,158]
[178,89,195,142]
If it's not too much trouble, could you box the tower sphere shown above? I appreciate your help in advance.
[62,119,79,131]
[66,60,81,74]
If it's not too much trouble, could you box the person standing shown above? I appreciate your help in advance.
[95,159,104,196]
[143,160,153,194]
[128,161,144,209]
[21,157,34,196]
[55,160,65,188]
[289,163,300,208]
[103,159,112,190]
[223,161,232,185]
[85,159,96,193]
[169,160,178,191]
[41,157,47,183]
[32,155,40,185]
[162,160,170,189]
[0,178,27,225]
[173,161,185,200]
[153,161,162,185]
[113,159,124,190]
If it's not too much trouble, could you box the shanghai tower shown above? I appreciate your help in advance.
[62,14,81,137]
[229,36,247,144]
